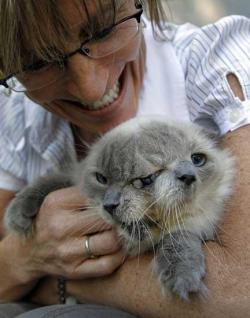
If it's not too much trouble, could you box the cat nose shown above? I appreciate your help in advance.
[103,203,120,216]
[177,174,196,186]
[103,187,121,216]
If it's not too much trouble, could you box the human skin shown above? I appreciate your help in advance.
[26,0,145,144]
[0,0,143,301]
[1,74,249,318]
[67,126,250,318]
[0,0,249,315]
[0,187,125,301]
[27,77,250,318]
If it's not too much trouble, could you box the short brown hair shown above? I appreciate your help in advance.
[0,0,168,76]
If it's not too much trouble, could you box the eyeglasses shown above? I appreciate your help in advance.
[0,6,143,93]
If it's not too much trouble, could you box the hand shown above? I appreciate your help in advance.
[21,186,125,282]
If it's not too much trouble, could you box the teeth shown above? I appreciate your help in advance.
[82,81,120,110]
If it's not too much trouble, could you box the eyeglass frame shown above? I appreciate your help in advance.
[0,4,143,90]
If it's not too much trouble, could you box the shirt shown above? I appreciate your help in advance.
[0,15,250,192]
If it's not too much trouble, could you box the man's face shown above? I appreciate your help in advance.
[24,0,145,138]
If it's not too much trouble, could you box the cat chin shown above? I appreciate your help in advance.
[118,231,155,256]
[115,221,162,256]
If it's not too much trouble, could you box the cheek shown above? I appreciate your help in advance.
[119,190,148,219]
[198,164,216,183]
[113,32,142,63]
[154,174,174,197]
[25,86,61,104]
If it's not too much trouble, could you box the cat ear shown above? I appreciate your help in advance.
[193,116,221,143]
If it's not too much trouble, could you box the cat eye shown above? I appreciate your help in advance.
[191,153,207,167]
[95,172,108,185]
[132,171,161,189]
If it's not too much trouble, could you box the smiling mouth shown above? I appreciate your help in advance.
[75,80,120,110]
[62,69,125,112]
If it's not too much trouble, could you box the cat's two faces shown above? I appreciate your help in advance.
[75,118,231,247]
[4,117,234,300]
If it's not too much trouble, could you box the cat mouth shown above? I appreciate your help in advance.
[119,221,148,241]
[119,217,160,241]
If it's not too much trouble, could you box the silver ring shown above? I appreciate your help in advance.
[84,235,96,259]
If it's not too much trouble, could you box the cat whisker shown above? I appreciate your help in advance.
[201,239,227,280]
[136,219,142,258]
[141,191,178,231]
[125,219,136,253]
[174,202,191,243]
[159,214,179,264]
[198,212,239,267]
[71,210,100,218]
[141,219,157,259]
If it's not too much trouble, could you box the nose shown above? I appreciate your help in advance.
[174,161,197,186]
[103,187,121,217]
[103,202,120,216]
[177,174,196,186]
[66,54,110,102]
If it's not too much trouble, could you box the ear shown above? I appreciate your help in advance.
[193,116,221,143]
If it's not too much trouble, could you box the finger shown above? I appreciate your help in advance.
[46,186,105,214]
[40,188,112,237]
[45,186,87,208]
[72,209,112,234]
[70,251,126,279]
[54,230,121,263]
[83,230,122,257]
[53,211,112,237]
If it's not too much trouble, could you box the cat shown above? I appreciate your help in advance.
[4,117,235,300]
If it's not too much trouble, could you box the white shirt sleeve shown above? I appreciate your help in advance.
[0,169,26,192]
[0,86,76,191]
[172,15,250,135]
[0,89,29,190]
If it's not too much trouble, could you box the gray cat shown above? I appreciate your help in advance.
[4,118,235,300]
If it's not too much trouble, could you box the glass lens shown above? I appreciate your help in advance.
[6,62,66,92]
[5,18,141,92]
[5,77,26,92]
[82,18,140,58]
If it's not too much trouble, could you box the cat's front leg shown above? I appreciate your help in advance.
[154,231,207,300]
[4,174,73,235]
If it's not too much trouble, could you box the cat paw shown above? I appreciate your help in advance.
[154,232,208,300]
[154,245,207,300]
[4,190,43,235]
[160,268,208,300]
[4,174,73,235]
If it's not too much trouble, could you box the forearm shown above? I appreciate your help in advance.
[28,129,250,316]
[0,234,39,302]
[0,189,15,237]
[67,125,250,318]
[66,243,248,318]
[0,190,38,301]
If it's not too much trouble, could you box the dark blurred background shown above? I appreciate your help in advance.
[164,0,250,25]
